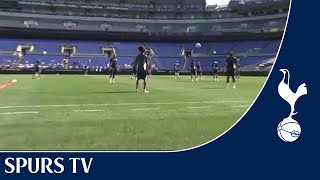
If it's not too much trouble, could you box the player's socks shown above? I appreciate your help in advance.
[112,79,115,83]
[227,83,229,88]
[144,89,149,93]
[136,89,139,92]
[233,83,236,89]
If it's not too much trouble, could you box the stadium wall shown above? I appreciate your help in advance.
[0,27,283,42]
[0,69,269,77]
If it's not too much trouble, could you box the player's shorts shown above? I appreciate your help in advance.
[137,71,147,80]
[34,67,39,73]
[112,67,117,73]
[213,69,218,74]
[227,69,235,76]
[191,70,196,75]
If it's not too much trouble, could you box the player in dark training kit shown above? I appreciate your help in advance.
[109,55,117,83]
[83,62,89,76]
[135,47,149,93]
[196,61,202,80]
[174,61,180,79]
[212,60,219,82]
[147,61,152,78]
[131,60,137,80]
[235,62,240,81]
[226,51,237,88]
[190,59,198,82]
[32,60,41,79]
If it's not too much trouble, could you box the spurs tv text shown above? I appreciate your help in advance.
[1,157,93,174]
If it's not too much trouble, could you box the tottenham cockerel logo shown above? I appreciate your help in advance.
[277,69,307,142]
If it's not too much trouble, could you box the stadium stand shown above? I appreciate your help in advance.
[0,0,289,34]
[0,0,288,74]
[0,38,280,72]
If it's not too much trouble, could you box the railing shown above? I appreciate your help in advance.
[0,11,287,23]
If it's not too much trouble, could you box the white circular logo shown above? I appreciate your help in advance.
[277,119,301,142]
[278,69,307,142]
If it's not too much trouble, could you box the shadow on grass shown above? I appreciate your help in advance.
[200,87,226,90]
[88,82,109,84]
[92,91,136,94]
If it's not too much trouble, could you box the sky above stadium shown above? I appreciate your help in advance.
[206,0,231,6]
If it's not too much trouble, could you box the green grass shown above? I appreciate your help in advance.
[0,74,266,151]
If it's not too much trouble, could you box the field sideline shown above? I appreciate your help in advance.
[0,75,266,151]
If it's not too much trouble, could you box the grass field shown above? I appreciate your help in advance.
[0,74,266,151]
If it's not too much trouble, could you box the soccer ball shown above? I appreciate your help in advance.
[196,43,201,48]
[12,79,17,83]
[213,51,217,54]
[43,51,47,55]
[277,118,301,142]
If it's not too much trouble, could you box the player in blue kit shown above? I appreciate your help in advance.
[135,47,149,93]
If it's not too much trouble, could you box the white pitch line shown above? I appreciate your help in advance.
[187,106,210,109]
[0,101,251,110]
[231,105,248,108]
[0,111,39,115]
[131,108,160,111]
[73,110,104,112]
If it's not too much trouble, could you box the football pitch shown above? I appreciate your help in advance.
[0,74,266,151]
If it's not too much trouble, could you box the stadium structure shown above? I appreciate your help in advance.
[0,0,289,74]
[0,0,290,151]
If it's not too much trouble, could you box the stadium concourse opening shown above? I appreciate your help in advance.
[0,0,289,151]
